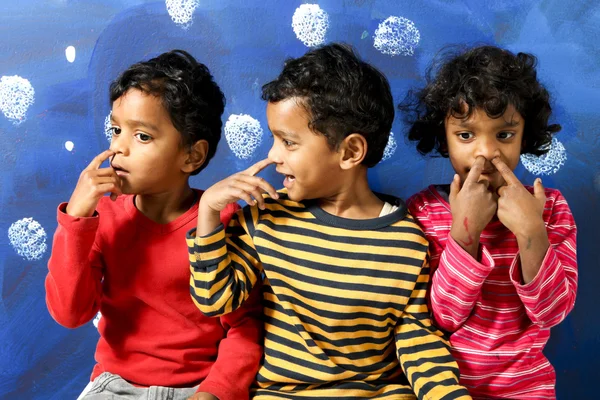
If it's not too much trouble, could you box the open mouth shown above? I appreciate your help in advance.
[283,174,295,189]
[110,161,129,176]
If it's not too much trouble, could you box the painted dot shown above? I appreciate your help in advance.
[65,46,76,63]
[521,138,567,175]
[104,112,112,142]
[382,132,397,161]
[373,16,420,56]
[224,114,263,160]
[8,218,48,261]
[65,141,74,151]
[292,4,329,47]
[0,75,35,125]
[93,312,102,329]
[165,0,199,29]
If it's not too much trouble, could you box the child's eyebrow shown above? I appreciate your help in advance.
[125,119,160,132]
[271,129,300,140]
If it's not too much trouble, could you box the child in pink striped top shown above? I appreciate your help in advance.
[398,46,578,399]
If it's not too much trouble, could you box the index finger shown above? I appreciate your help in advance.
[244,158,274,176]
[491,157,520,186]
[87,150,115,170]
[465,156,485,184]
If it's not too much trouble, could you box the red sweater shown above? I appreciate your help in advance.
[407,185,577,399]
[45,191,263,400]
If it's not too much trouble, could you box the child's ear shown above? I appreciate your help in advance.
[339,133,367,170]
[182,140,208,173]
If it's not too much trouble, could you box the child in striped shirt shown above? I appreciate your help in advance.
[399,45,578,399]
[188,43,471,399]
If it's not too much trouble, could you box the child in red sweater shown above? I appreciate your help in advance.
[45,50,263,400]
[399,46,577,399]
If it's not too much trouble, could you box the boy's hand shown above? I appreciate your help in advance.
[449,156,498,257]
[492,157,546,238]
[66,150,122,218]
[197,158,278,236]
[201,158,278,213]
[187,392,218,400]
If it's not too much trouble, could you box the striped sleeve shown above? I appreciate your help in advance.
[395,258,472,400]
[510,190,578,327]
[407,194,495,333]
[188,205,262,317]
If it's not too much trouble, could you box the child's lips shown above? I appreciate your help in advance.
[111,162,129,176]
[283,175,295,189]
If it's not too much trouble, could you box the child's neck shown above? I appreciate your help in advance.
[134,184,196,224]
[317,172,384,220]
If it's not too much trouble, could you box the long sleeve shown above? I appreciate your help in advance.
[510,190,578,328]
[45,203,104,328]
[197,281,264,400]
[394,258,472,400]
[407,195,495,333]
[189,205,262,317]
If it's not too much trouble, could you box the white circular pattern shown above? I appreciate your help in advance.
[373,16,420,56]
[291,4,329,47]
[165,0,200,29]
[8,218,48,261]
[520,138,567,175]
[104,112,113,142]
[224,114,263,160]
[93,312,102,329]
[0,75,35,124]
[65,141,74,151]
[382,132,397,161]
[65,46,76,63]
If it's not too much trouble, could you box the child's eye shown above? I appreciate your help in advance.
[457,132,474,140]
[110,127,121,136]
[497,132,515,140]
[282,139,295,147]
[134,133,152,142]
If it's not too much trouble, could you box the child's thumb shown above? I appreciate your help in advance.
[534,178,546,202]
[449,174,460,203]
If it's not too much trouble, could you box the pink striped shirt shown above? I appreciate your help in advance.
[407,185,577,399]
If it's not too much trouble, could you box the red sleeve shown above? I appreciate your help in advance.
[509,189,578,327]
[197,281,264,400]
[407,193,495,333]
[45,203,104,328]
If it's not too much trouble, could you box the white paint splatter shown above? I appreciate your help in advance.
[292,4,329,47]
[93,311,102,329]
[165,0,200,29]
[373,16,420,56]
[65,46,76,63]
[8,218,47,261]
[65,141,74,151]
[521,138,567,175]
[382,132,397,161]
[0,75,35,124]
[104,112,112,142]
[224,114,263,160]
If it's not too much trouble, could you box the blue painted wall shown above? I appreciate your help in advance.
[0,1,598,398]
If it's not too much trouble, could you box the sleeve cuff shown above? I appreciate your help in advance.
[197,380,246,400]
[446,234,495,275]
[510,245,554,294]
[57,203,100,232]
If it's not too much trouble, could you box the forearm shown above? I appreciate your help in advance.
[450,218,481,259]
[515,223,550,284]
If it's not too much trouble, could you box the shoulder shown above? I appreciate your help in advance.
[406,185,446,217]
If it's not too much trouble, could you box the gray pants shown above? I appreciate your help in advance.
[78,372,199,400]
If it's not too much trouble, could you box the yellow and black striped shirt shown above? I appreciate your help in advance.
[188,192,470,400]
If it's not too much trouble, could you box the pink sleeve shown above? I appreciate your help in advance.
[407,194,495,333]
[45,203,104,328]
[197,282,264,400]
[510,190,578,327]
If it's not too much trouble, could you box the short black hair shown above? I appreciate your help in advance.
[262,43,394,167]
[109,49,225,175]
[398,45,561,157]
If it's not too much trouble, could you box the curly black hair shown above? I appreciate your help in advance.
[109,49,225,175]
[398,45,561,157]
[261,43,394,167]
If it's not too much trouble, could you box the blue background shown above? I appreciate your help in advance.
[0,1,598,398]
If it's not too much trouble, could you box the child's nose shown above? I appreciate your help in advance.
[109,134,129,156]
[268,143,282,164]
[475,137,500,161]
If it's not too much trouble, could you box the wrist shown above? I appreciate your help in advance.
[514,218,546,241]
